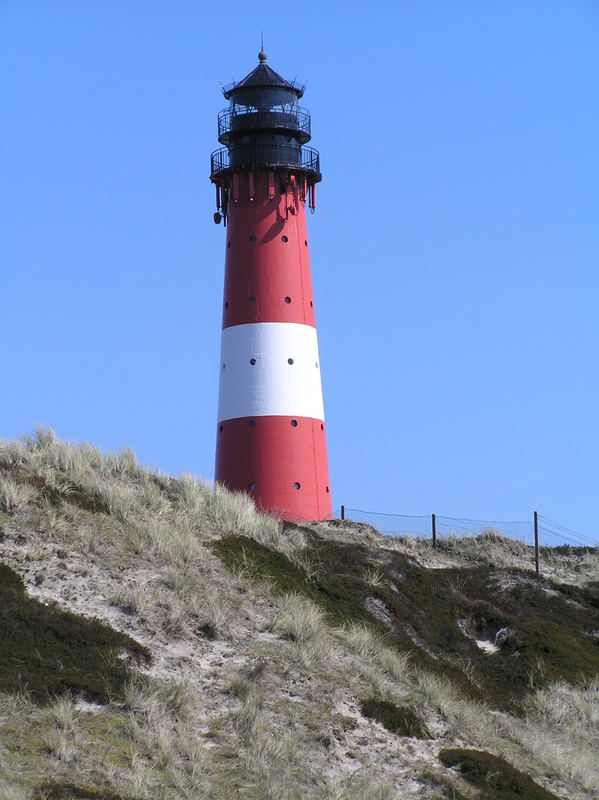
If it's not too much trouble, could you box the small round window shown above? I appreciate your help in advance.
[249,358,256,366]
[290,419,298,427]
[284,296,291,304]
[293,482,301,490]
[249,235,256,242]
[249,482,255,492]
[281,235,288,243]
[287,358,294,365]
[249,420,256,427]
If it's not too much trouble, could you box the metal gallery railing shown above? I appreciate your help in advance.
[210,145,320,180]
[218,107,311,139]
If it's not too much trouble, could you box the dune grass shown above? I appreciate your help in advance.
[212,532,599,712]
[1,430,598,799]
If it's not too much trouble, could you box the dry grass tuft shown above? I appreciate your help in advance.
[0,475,35,514]
[270,592,326,643]
[341,621,411,683]
[109,584,151,616]
[363,565,386,588]
[528,676,599,733]
[327,776,397,800]
[0,782,31,800]
[49,695,78,732]
[176,472,212,516]
[518,677,599,793]
[210,484,307,560]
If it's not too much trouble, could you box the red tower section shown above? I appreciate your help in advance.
[210,49,332,522]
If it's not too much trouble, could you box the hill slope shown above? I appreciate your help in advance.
[0,430,598,800]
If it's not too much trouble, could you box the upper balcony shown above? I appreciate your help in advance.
[218,106,311,145]
[210,144,321,184]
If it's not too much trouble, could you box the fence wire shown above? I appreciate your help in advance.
[436,515,534,545]
[337,508,431,537]
[537,515,597,550]
[336,508,597,550]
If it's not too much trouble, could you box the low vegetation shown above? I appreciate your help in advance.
[360,697,431,738]
[438,749,563,800]
[0,563,149,702]
[33,782,142,800]
[0,429,597,799]
[212,530,599,711]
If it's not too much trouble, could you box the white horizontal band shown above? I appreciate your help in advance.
[217,322,325,422]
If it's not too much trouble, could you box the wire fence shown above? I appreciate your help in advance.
[334,507,597,571]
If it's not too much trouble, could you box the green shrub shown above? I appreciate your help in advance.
[0,563,150,703]
[439,749,562,800]
[33,781,142,800]
[360,697,430,738]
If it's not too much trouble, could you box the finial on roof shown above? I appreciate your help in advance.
[258,32,267,63]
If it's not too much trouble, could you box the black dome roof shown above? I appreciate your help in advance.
[223,59,304,100]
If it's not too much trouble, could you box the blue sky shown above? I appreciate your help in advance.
[2,1,598,537]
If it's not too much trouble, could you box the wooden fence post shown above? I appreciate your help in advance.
[534,510,540,576]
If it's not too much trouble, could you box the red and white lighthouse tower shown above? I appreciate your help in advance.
[210,49,332,522]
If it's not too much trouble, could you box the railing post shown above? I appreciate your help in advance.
[341,505,345,521]
[432,513,437,548]
[534,511,539,576]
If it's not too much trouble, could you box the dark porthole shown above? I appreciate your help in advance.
[249,235,256,242]
[249,358,256,366]
[249,296,256,304]
[222,363,226,370]
[320,423,324,431]
[287,358,294,365]
[249,483,255,492]
[225,302,229,309]
[281,235,288,243]
[284,296,291,304]
[219,425,223,432]
[326,486,330,493]
[290,419,298,427]
[304,240,307,247]
[315,362,319,368]
[249,420,256,427]
[293,482,301,490]
[310,301,313,308]
[227,241,231,248]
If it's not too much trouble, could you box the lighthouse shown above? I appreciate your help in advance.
[210,48,332,522]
